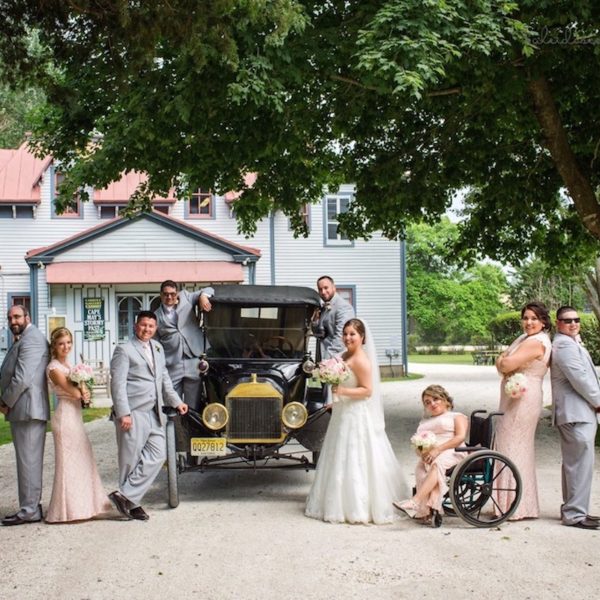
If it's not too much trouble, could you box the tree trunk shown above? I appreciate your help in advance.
[583,257,600,322]
[527,75,600,241]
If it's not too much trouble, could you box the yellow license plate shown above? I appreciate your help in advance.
[191,437,227,456]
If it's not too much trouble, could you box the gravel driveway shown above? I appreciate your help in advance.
[0,363,598,600]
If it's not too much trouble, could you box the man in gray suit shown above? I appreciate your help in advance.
[312,275,355,359]
[154,280,213,410]
[109,310,188,521]
[551,306,600,530]
[0,305,50,526]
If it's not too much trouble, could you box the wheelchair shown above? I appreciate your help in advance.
[427,410,522,528]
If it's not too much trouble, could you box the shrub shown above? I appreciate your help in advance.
[407,333,419,354]
[488,312,521,346]
[580,314,600,364]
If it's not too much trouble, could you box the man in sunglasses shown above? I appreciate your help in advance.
[551,306,600,530]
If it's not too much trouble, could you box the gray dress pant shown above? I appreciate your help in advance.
[10,420,46,520]
[559,421,597,524]
[116,410,166,507]
[170,356,201,410]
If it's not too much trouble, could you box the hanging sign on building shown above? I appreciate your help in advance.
[83,298,105,340]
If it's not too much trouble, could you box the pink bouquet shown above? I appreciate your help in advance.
[69,363,95,407]
[505,373,527,399]
[410,431,438,452]
[314,357,350,386]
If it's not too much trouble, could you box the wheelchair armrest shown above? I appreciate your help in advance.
[455,444,483,453]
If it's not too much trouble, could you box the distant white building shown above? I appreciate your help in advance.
[0,142,407,374]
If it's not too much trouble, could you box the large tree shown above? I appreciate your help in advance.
[1,1,600,260]
[0,82,44,148]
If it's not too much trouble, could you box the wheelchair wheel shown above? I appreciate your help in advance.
[449,450,522,527]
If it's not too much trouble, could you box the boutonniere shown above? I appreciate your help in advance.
[154,345,161,353]
[324,302,331,311]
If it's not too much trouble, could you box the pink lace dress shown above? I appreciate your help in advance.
[493,331,551,520]
[413,411,467,516]
[46,360,112,523]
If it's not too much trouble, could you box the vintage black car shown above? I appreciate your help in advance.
[164,284,330,507]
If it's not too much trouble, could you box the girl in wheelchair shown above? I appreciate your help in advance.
[394,385,468,522]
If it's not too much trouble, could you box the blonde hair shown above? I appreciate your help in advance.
[421,384,454,409]
[50,327,73,359]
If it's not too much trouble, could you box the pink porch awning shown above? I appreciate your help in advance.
[45,261,243,284]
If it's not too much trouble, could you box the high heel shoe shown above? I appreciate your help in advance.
[392,499,419,519]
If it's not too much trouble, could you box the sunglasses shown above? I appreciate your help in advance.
[558,317,580,324]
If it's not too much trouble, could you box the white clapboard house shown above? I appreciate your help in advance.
[0,142,407,374]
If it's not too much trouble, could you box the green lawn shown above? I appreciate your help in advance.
[408,353,475,365]
[0,406,111,447]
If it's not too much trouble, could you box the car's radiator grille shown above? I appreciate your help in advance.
[226,396,283,441]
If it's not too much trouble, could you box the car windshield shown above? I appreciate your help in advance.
[205,303,311,359]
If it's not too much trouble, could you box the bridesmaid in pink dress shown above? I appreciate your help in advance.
[46,327,112,523]
[394,385,468,521]
[493,301,551,520]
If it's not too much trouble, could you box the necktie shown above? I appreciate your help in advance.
[142,342,154,370]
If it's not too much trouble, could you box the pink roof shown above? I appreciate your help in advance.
[93,171,176,204]
[46,261,244,284]
[224,172,258,203]
[0,142,52,204]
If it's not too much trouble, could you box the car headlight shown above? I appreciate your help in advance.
[302,357,316,374]
[202,403,229,431]
[281,402,308,429]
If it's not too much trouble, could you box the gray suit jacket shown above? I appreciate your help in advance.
[0,324,50,422]
[155,287,213,368]
[110,337,182,426]
[315,293,355,358]
[551,332,600,426]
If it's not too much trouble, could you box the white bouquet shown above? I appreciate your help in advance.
[69,363,95,407]
[505,372,527,399]
[410,430,438,452]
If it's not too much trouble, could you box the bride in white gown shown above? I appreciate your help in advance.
[305,318,407,524]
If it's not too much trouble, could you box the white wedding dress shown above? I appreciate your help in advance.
[305,354,407,524]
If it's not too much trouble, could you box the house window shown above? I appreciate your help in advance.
[10,295,31,313]
[53,171,82,218]
[99,205,125,219]
[325,193,352,245]
[187,188,213,218]
[336,287,355,310]
[0,205,35,219]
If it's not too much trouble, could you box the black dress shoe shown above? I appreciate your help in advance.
[108,491,132,519]
[564,518,600,530]
[129,506,149,521]
[1,514,42,526]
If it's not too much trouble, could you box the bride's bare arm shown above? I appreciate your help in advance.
[333,354,372,399]
[496,338,545,374]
